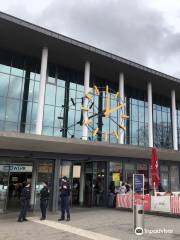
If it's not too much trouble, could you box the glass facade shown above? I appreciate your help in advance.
[0,48,177,151]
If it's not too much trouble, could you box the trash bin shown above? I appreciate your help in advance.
[134,204,144,230]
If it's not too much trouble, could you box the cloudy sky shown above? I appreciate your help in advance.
[1,0,180,78]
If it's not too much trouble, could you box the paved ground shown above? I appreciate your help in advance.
[0,208,179,240]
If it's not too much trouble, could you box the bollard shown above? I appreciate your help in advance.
[135,204,144,230]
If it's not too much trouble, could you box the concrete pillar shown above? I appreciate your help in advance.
[79,162,85,206]
[171,90,178,150]
[147,82,153,147]
[30,160,38,208]
[82,61,90,140]
[119,72,125,144]
[36,47,48,135]
[52,159,61,212]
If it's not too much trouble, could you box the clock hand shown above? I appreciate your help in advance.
[108,103,126,114]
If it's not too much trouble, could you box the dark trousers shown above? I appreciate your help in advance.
[61,196,70,219]
[40,200,48,219]
[18,201,29,220]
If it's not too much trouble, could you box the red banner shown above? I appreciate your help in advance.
[151,147,160,189]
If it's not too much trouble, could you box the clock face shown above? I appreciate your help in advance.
[58,85,129,142]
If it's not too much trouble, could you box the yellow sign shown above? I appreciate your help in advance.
[112,173,120,187]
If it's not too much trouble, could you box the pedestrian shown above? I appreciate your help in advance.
[17,182,31,222]
[108,181,115,207]
[119,182,127,194]
[58,176,70,221]
[40,182,50,220]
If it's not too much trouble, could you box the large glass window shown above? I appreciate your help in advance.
[153,95,172,149]
[126,87,148,146]
[170,165,180,191]
[0,49,40,133]
[160,165,169,192]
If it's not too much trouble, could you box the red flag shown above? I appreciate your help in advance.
[150,147,160,189]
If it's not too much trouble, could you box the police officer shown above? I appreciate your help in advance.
[58,176,70,221]
[17,182,31,222]
[40,181,49,220]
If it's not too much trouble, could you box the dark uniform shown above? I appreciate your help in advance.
[40,185,49,220]
[59,178,70,221]
[18,185,31,222]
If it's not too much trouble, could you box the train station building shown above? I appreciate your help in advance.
[0,11,179,213]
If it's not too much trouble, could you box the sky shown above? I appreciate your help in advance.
[1,0,180,78]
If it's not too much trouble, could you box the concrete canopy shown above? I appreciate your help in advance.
[0,132,179,162]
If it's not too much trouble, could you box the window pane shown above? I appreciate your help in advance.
[6,99,20,122]
[8,76,23,99]
[4,121,18,132]
[26,102,32,124]
[0,64,10,74]
[45,84,56,105]
[11,67,24,77]
[57,78,65,87]
[42,126,53,136]
[31,103,38,124]
[54,107,62,128]
[132,104,138,121]
[56,87,65,107]
[0,72,9,97]
[28,80,34,101]
[43,105,55,126]
[54,128,62,137]
[33,82,40,102]
[0,120,4,131]
[0,97,6,120]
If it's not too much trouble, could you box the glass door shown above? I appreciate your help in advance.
[0,165,10,213]
[84,162,107,207]
[92,162,106,207]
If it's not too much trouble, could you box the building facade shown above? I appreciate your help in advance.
[0,12,180,213]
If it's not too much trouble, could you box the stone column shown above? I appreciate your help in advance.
[79,162,85,206]
[119,72,125,144]
[36,47,48,135]
[171,90,178,150]
[82,61,90,140]
[147,82,153,147]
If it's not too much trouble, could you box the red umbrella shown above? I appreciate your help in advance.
[150,147,160,190]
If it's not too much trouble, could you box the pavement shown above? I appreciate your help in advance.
[0,208,180,240]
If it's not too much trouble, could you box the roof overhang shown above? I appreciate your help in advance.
[0,12,180,99]
[0,132,179,162]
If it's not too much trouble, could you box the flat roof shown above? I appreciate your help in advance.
[0,11,180,99]
[0,132,179,162]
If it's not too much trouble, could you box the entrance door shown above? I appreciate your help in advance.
[7,165,32,211]
[84,162,107,207]
[72,165,81,205]
[59,161,81,206]
[0,165,9,213]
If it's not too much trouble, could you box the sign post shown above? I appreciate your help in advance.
[133,174,144,234]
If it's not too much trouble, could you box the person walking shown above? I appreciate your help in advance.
[17,182,31,222]
[58,176,70,221]
[40,182,49,220]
